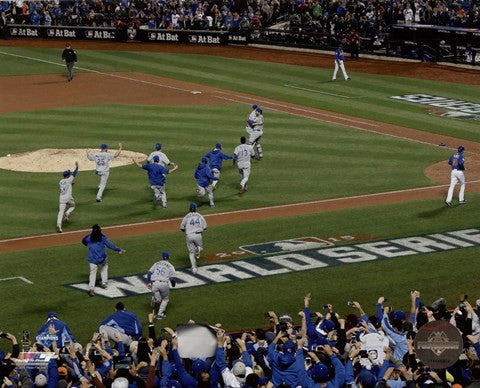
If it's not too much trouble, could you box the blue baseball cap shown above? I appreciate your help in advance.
[189,202,197,211]
[162,251,169,259]
[63,170,71,177]
[201,157,208,163]
[100,144,108,150]
[192,359,207,375]
[458,145,465,153]
[256,108,263,113]
[47,312,58,319]
[216,143,222,149]
[320,319,335,332]
[283,340,295,354]
[393,310,406,321]
[153,155,160,163]
[312,363,329,380]
[357,370,377,388]
[252,104,258,110]
[156,143,162,150]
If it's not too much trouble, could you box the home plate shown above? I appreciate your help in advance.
[191,91,202,94]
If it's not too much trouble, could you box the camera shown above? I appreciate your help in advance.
[347,301,356,307]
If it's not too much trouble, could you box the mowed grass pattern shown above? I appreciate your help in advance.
[1,46,480,141]
[0,104,449,238]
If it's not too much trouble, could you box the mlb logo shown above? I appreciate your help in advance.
[47,29,54,36]
[240,237,334,255]
[188,35,198,43]
[148,32,156,40]
[85,30,94,38]
[11,28,18,35]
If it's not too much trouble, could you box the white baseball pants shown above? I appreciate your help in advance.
[212,168,220,188]
[89,261,108,290]
[197,185,214,206]
[98,325,132,346]
[151,184,166,206]
[152,281,170,315]
[186,233,203,270]
[248,133,263,159]
[239,166,251,190]
[56,199,75,229]
[446,170,465,202]
[333,60,349,80]
[96,171,109,200]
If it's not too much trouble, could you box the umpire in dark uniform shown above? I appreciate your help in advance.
[62,43,77,82]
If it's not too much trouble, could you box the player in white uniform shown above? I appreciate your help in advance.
[146,143,173,167]
[233,136,255,194]
[86,143,122,202]
[180,203,207,274]
[56,161,79,233]
[245,104,258,137]
[147,251,176,320]
[248,108,264,160]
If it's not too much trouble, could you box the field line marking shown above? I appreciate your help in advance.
[0,51,200,94]
[0,276,34,284]
[283,83,365,99]
[212,94,447,149]
[213,90,380,127]
[2,179,480,245]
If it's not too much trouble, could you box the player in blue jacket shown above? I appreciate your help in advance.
[194,157,219,208]
[82,224,126,297]
[332,44,350,81]
[133,155,178,208]
[99,302,142,346]
[204,143,232,190]
[446,145,466,206]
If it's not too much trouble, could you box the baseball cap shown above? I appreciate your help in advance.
[153,155,160,163]
[111,377,129,388]
[216,143,222,149]
[57,367,68,377]
[320,319,335,332]
[256,108,262,113]
[458,145,465,153]
[100,144,108,150]
[189,202,197,211]
[312,363,329,381]
[162,251,169,260]
[35,373,47,387]
[232,360,246,378]
[47,312,58,319]
[283,340,295,354]
[357,369,377,388]
[192,359,207,375]
[201,157,208,163]
[156,143,162,150]
[393,310,406,321]
[63,170,71,177]
[252,104,258,110]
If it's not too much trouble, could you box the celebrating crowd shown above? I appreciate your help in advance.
[2,291,480,388]
[1,0,479,33]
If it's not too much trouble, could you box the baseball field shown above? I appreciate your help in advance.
[1,40,480,342]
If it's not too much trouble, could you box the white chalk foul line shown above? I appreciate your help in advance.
[213,94,447,149]
[213,90,380,128]
[1,179,480,245]
[0,51,201,94]
[0,276,34,284]
[283,83,366,99]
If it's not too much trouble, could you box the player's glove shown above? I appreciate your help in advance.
[247,119,254,128]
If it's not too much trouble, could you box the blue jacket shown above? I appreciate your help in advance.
[82,234,121,265]
[335,49,344,62]
[100,310,142,340]
[449,152,465,170]
[298,354,345,388]
[268,343,303,387]
[204,149,232,170]
[194,163,218,188]
[36,318,77,347]
[142,163,169,186]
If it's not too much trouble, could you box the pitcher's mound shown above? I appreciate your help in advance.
[0,148,147,173]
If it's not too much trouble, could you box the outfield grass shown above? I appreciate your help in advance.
[1,47,480,142]
[0,103,449,238]
[0,194,479,343]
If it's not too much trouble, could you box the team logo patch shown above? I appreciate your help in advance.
[65,228,480,298]
[391,94,480,120]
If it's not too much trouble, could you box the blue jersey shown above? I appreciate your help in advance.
[100,310,142,340]
[194,162,218,187]
[142,163,169,185]
[448,152,465,170]
[82,234,121,265]
[204,149,233,170]
[335,48,344,62]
